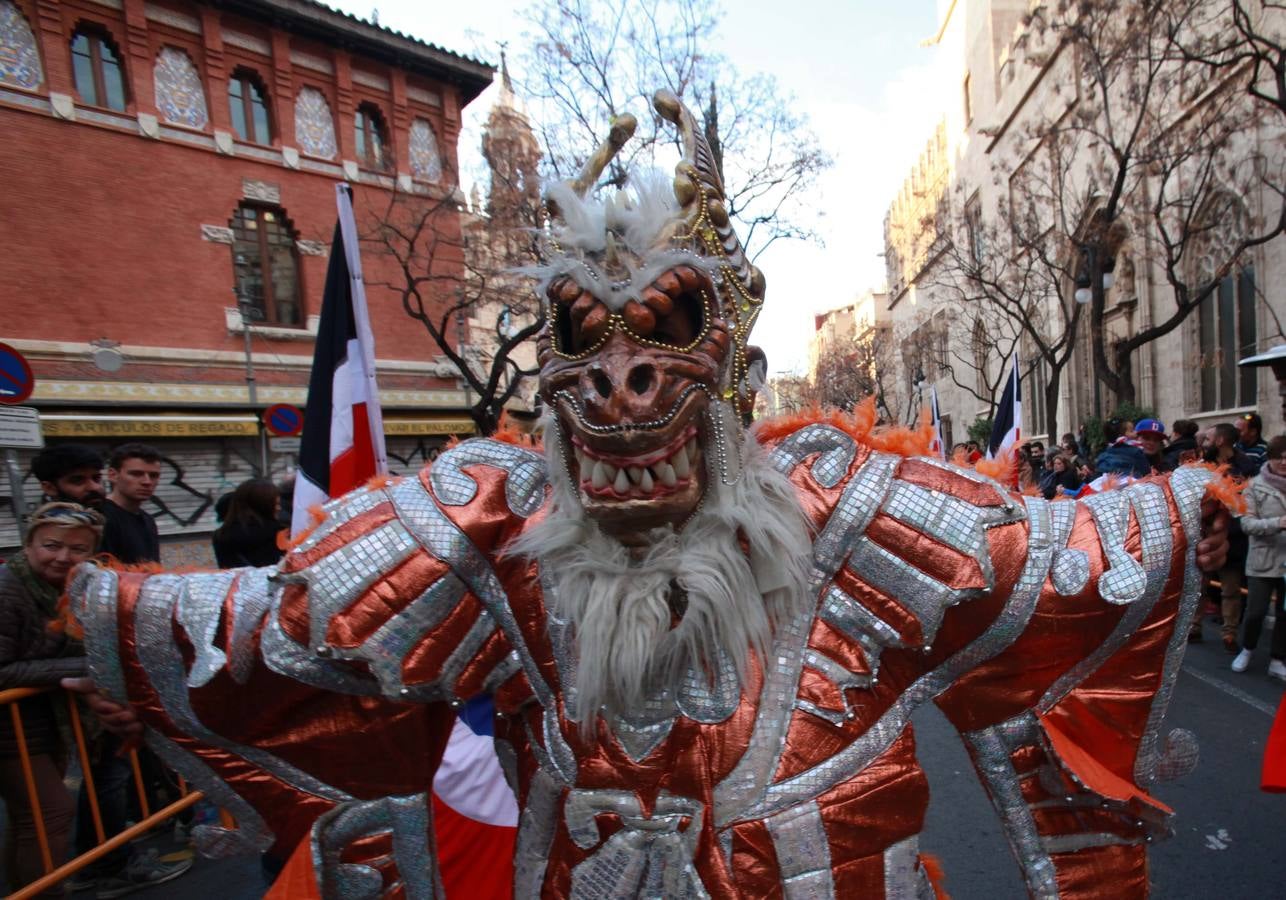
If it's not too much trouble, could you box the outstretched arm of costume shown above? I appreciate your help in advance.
[926,467,1219,899]
[68,438,549,896]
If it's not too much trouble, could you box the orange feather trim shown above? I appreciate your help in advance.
[919,853,950,899]
[754,398,935,458]
[1190,460,1248,513]
[284,504,328,550]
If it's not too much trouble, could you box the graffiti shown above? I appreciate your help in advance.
[147,454,214,528]
[386,438,445,476]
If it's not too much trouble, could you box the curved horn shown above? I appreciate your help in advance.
[571,113,638,197]
[652,90,764,303]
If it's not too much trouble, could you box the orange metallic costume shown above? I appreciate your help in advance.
[70,93,1220,899]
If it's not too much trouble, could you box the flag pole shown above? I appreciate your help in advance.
[335,183,388,475]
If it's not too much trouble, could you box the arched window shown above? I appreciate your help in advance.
[409,117,442,182]
[0,1,44,90]
[229,68,271,144]
[230,204,302,327]
[354,102,391,171]
[70,25,126,111]
[154,46,207,128]
[1197,264,1256,411]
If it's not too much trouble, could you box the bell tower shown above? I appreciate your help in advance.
[481,49,541,233]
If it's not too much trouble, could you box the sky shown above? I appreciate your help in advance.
[330,0,948,375]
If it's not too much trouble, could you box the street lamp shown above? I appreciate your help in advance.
[232,251,270,475]
[1073,245,1116,303]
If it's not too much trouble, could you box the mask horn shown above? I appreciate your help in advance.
[652,90,763,302]
[573,114,639,194]
[546,114,637,220]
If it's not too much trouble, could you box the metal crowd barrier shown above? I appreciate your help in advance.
[0,686,217,899]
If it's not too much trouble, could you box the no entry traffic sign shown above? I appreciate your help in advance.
[0,343,35,405]
[263,403,305,437]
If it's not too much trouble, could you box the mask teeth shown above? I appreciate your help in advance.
[577,438,701,498]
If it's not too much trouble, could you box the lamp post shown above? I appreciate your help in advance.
[233,252,270,475]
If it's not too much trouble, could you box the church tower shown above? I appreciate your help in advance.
[480,50,541,233]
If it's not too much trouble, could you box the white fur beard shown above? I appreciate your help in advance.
[509,420,815,735]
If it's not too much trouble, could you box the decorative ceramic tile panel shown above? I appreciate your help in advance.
[409,117,441,182]
[294,87,337,160]
[154,47,207,128]
[0,1,43,90]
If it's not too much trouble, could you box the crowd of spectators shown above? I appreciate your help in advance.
[962,412,1284,682]
[0,443,298,895]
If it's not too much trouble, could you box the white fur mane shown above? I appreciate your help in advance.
[508,420,815,735]
[536,176,719,313]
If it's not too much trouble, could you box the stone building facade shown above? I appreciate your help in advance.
[882,0,1286,447]
[0,0,493,552]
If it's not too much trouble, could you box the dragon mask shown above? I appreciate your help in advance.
[537,90,768,540]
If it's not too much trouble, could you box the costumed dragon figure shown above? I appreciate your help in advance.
[70,92,1232,898]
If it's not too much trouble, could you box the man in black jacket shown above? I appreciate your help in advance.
[100,443,162,565]
[1161,419,1200,472]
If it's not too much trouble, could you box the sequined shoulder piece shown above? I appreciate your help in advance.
[267,439,551,707]
[810,446,1028,650]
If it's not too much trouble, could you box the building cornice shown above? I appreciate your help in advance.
[6,338,464,378]
[220,0,495,104]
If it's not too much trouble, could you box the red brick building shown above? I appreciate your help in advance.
[0,0,493,552]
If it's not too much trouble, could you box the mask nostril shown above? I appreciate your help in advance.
[591,370,613,399]
[627,364,655,396]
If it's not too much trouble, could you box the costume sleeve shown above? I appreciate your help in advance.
[924,466,1216,900]
[70,437,550,898]
[1238,483,1280,535]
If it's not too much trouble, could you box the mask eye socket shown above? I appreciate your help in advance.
[647,290,706,349]
[551,300,578,355]
[548,280,608,358]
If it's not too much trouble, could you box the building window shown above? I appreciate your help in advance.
[294,87,337,159]
[354,102,391,171]
[154,46,207,128]
[231,205,302,327]
[70,26,126,111]
[229,69,271,144]
[1197,265,1256,411]
[1,1,44,90]
[965,194,985,267]
[409,117,442,182]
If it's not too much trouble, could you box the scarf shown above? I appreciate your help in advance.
[6,553,62,621]
[1260,466,1286,499]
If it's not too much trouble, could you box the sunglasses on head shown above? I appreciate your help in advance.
[31,505,103,529]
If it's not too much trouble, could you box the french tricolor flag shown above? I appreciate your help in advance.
[292,183,388,534]
[928,385,945,459]
[986,354,1021,461]
[290,184,518,896]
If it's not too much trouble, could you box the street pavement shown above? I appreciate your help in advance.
[916,613,1284,899]
[42,618,1284,900]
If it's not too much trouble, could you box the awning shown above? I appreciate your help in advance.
[40,414,477,438]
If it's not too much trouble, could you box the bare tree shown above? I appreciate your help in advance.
[902,300,1025,429]
[810,329,897,419]
[926,167,1088,442]
[362,185,544,437]
[519,0,831,259]
[1015,0,1285,409]
[1176,1,1286,120]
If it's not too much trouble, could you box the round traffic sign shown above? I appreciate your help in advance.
[263,403,304,437]
[0,342,35,405]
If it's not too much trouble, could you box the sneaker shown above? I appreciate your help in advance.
[1231,649,1253,673]
[95,850,192,899]
[1223,635,1238,654]
[1269,660,1286,682]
